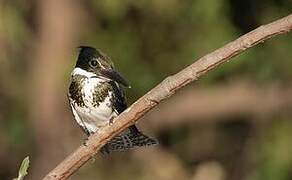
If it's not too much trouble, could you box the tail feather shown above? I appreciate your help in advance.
[100,125,158,154]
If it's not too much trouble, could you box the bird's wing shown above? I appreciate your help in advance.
[108,81,145,136]
[100,81,158,154]
[109,81,128,114]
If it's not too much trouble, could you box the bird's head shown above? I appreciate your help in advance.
[75,46,130,87]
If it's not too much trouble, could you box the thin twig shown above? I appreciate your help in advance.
[145,82,292,129]
[43,14,292,180]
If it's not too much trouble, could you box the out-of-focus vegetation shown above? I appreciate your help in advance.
[0,0,292,180]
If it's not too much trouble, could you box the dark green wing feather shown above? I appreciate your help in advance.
[100,80,158,154]
[109,81,127,114]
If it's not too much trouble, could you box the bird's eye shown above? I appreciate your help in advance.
[89,60,98,67]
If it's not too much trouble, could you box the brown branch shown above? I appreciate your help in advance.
[43,14,292,180]
[144,82,292,130]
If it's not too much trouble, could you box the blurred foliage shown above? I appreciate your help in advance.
[0,0,292,179]
[254,119,292,180]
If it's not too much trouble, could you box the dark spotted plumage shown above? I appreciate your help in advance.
[68,46,158,154]
[69,75,86,107]
[92,82,112,107]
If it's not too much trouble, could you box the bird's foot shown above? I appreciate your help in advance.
[109,117,114,125]
[82,137,89,147]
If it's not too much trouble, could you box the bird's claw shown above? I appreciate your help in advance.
[109,117,114,125]
[82,137,89,146]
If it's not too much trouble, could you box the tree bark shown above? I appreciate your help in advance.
[43,14,292,180]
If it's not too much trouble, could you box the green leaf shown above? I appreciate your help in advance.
[13,156,30,180]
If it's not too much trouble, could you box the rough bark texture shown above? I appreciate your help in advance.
[43,14,292,180]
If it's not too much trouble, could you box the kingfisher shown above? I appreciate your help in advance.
[68,46,158,153]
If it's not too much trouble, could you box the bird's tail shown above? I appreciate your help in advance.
[100,125,158,154]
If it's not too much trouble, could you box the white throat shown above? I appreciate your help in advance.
[71,67,111,82]
[71,67,96,78]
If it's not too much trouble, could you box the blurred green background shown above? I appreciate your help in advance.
[0,0,292,179]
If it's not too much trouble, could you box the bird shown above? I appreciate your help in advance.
[68,46,158,154]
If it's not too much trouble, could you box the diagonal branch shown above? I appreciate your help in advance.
[145,82,292,129]
[43,14,292,180]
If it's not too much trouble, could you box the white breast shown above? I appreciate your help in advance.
[70,68,118,133]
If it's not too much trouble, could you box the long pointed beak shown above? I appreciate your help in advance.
[99,69,130,88]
